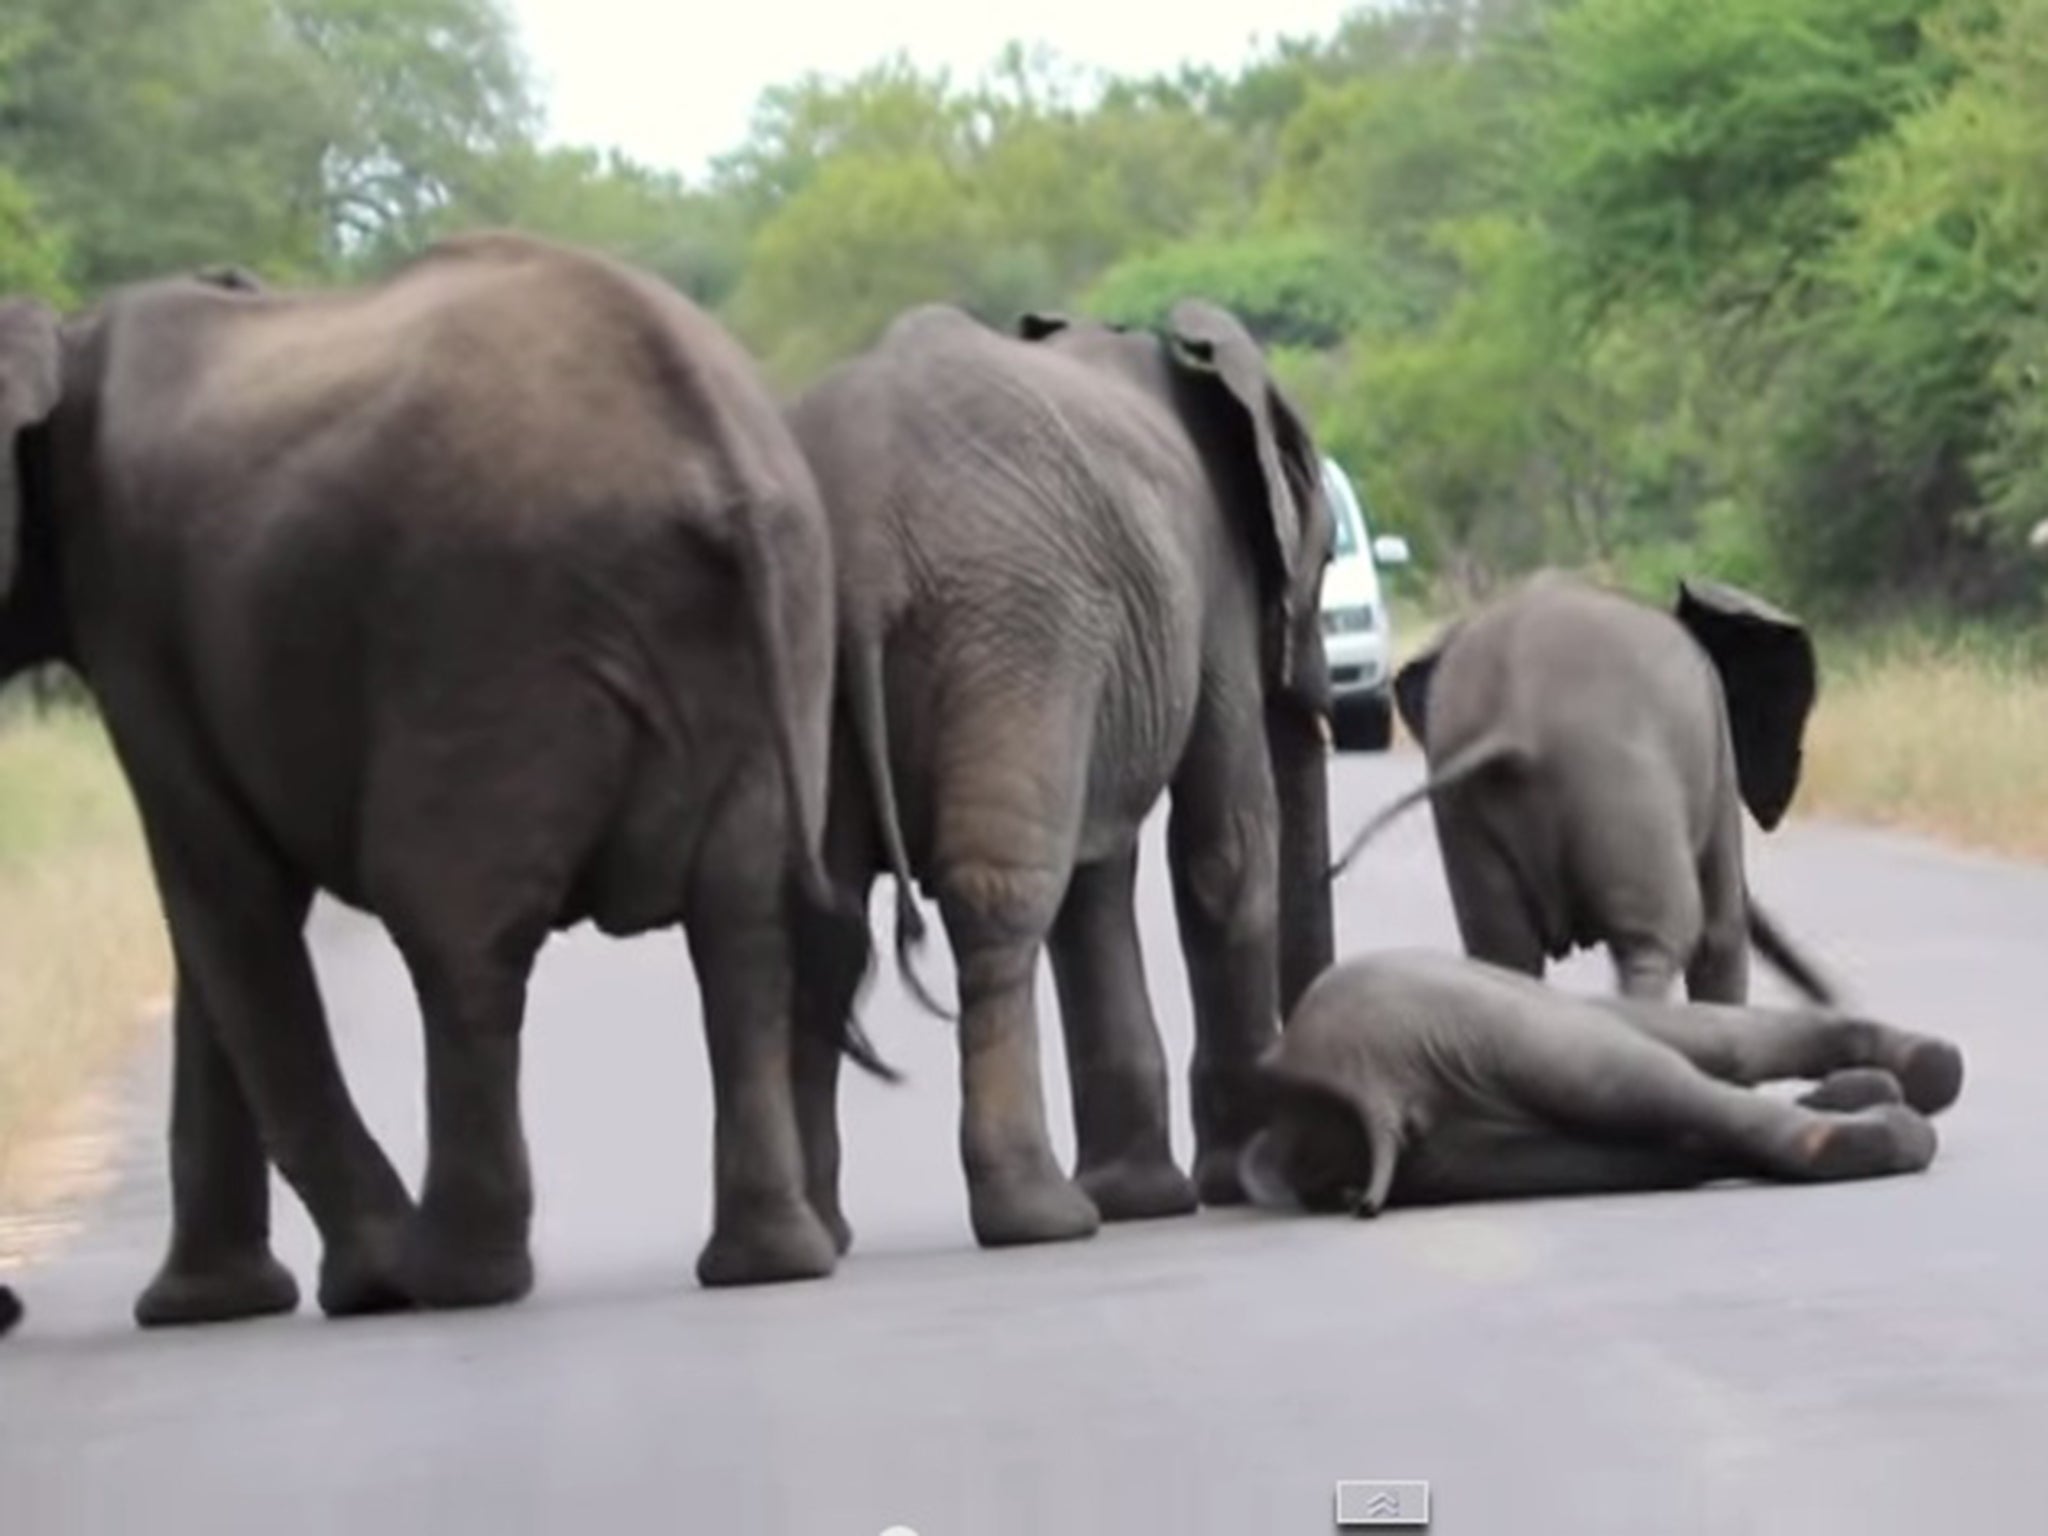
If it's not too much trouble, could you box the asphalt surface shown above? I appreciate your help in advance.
[3,745,2045,1536]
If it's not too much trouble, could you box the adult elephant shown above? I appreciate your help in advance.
[1333,570,1833,1005]
[1240,950,1961,1217]
[786,301,1338,1251]
[0,231,888,1335]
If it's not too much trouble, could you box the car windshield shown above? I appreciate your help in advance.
[1322,461,1362,557]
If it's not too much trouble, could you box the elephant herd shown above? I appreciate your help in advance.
[0,230,1965,1340]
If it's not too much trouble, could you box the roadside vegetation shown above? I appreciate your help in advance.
[1797,624,2048,861]
[0,705,167,1222]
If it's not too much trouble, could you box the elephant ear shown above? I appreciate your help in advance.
[193,264,265,294]
[1392,627,1458,749]
[1164,299,1325,689]
[1675,577,1818,831]
[1016,311,1072,342]
[1255,1023,1403,1216]
[0,299,63,601]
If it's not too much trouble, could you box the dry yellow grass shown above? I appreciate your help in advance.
[0,707,170,1262]
[1798,632,2048,861]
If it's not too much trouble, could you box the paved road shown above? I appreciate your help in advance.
[4,746,2045,1535]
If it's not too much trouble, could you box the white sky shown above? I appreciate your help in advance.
[508,1,1367,180]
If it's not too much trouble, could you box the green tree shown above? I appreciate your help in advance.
[0,0,539,290]
[1084,232,1364,347]
[725,150,996,385]
[1537,0,1948,318]
[431,144,746,307]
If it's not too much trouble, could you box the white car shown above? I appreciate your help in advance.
[1317,456,1410,751]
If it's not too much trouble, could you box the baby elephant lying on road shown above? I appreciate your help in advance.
[1241,952,1964,1216]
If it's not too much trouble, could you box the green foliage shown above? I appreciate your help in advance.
[720,52,1260,387]
[1539,0,1948,315]
[3,0,2046,621]
[0,0,699,294]
[1084,234,1363,347]
[429,144,746,307]
[0,171,71,306]
[726,150,1001,385]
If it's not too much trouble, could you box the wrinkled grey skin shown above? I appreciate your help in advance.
[1335,570,1833,1005]
[786,301,1339,1252]
[0,231,889,1336]
[1241,950,1963,1216]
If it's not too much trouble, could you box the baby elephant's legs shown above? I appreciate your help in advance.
[1597,997,1964,1115]
[1394,1123,1733,1206]
[1553,1025,1939,1186]
[1798,1068,1905,1113]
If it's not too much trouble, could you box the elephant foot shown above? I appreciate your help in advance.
[1894,1037,1965,1117]
[813,1202,854,1258]
[1798,1106,1938,1182]
[309,1214,416,1318]
[802,1181,854,1257]
[135,1247,301,1328]
[1193,1145,1253,1207]
[1797,1067,1904,1113]
[394,1215,534,1312]
[968,1169,1100,1248]
[1077,1153,1199,1223]
[696,1200,839,1287]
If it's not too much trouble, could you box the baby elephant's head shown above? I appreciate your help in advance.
[1239,1076,1380,1215]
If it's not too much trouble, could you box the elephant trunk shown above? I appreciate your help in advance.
[1269,698,1335,1022]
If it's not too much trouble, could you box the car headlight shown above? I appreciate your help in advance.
[1322,605,1378,635]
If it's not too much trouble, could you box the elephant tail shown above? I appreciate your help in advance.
[1747,897,1840,1007]
[733,496,902,1084]
[1328,736,1527,881]
[844,631,954,1024]
[0,1283,21,1338]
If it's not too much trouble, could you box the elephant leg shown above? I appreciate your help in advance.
[1518,1022,1937,1186]
[789,882,870,1260]
[1598,997,1964,1115]
[935,861,1100,1247]
[919,683,1099,1247]
[363,709,639,1309]
[1685,811,1751,1003]
[687,846,840,1288]
[1168,704,1288,1207]
[388,932,545,1308]
[1797,1069,1906,1113]
[134,975,302,1327]
[138,808,414,1321]
[1435,818,1545,979]
[1613,942,1683,1001]
[1394,1123,1735,1206]
[792,740,882,1257]
[792,970,857,1257]
[1683,928,1748,1004]
[1604,842,1699,1001]
[1049,847,1197,1223]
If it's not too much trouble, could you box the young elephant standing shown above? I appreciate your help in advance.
[787,302,1339,1252]
[0,231,887,1334]
[1336,570,1832,1004]
[1240,951,1963,1216]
